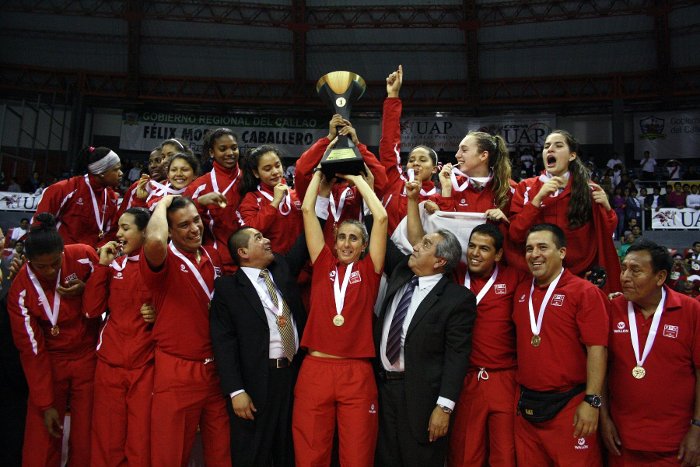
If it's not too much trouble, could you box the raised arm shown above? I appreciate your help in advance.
[343,174,388,274]
[301,170,326,264]
[405,180,425,246]
[143,195,175,269]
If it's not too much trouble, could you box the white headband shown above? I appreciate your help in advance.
[88,150,120,174]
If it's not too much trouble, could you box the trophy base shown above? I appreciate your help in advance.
[320,146,365,180]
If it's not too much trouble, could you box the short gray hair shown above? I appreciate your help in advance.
[434,229,462,274]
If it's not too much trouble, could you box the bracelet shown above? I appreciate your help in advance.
[690,419,700,427]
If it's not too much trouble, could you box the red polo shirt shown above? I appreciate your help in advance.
[608,287,700,451]
[456,264,528,370]
[513,269,609,391]
[301,245,381,358]
[140,244,220,361]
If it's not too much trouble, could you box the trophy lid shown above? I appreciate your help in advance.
[315,71,366,98]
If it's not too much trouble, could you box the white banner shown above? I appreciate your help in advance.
[399,114,556,154]
[120,112,328,156]
[0,191,41,211]
[634,111,700,160]
[652,208,700,230]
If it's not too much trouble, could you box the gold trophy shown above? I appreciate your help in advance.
[316,71,367,178]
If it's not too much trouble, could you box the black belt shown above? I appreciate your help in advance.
[379,370,405,381]
[269,358,291,369]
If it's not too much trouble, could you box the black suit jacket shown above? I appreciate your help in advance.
[374,240,476,443]
[210,240,308,411]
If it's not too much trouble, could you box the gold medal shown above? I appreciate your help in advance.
[50,325,60,336]
[531,334,541,347]
[333,315,345,327]
[632,365,646,379]
[98,230,105,239]
[277,315,288,327]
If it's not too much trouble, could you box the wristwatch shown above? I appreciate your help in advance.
[437,404,453,414]
[584,394,603,408]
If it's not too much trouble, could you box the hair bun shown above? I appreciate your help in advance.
[31,213,58,231]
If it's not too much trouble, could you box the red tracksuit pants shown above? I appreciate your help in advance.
[514,390,603,467]
[22,351,96,467]
[448,368,517,467]
[91,359,154,467]
[609,448,680,466]
[292,355,378,467]
[150,349,231,467]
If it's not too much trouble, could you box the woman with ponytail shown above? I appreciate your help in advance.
[238,145,303,254]
[35,146,122,247]
[184,128,245,273]
[505,129,621,291]
[82,207,154,467]
[6,213,100,466]
[379,65,444,233]
[437,131,514,221]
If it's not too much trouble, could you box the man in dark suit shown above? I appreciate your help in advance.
[374,187,476,467]
[210,227,307,467]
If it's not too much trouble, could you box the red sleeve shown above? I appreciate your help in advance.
[508,180,539,243]
[295,137,331,201]
[379,98,405,195]
[81,264,111,319]
[576,285,610,346]
[7,276,55,410]
[34,178,73,222]
[433,193,455,211]
[359,144,388,199]
[239,192,278,233]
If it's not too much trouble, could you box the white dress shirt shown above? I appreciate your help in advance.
[379,273,455,409]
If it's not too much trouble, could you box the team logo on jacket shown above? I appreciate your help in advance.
[76,197,84,206]
[65,273,78,283]
[614,321,629,334]
[459,198,467,206]
[329,270,336,281]
[369,403,377,414]
[575,437,589,450]
[518,293,526,302]
[550,294,565,307]
[663,324,679,339]
[349,271,361,284]
[294,200,302,209]
[494,283,506,295]
[180,264,188,273]
[114,272,123,280]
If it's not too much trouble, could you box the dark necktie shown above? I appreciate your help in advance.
[385,276,419,365]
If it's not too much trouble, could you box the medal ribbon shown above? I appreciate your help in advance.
[528,268,564,338]
[257,185,292,216]
[404,169,437,196]
[148,181,184,198]
[330,186,352,222]
[27,265,61,327]
[627,288,666,370]
[333,263,354,318]
[464,265,499,305]
[210,166,240,197]
[110,254,140,272]
[537,171,570,198]
[84,174,108,234]
[257,269,284,318]
[168,242,214,299]
[450,167,491,192]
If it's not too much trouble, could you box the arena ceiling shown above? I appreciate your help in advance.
[1,0,699,115]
